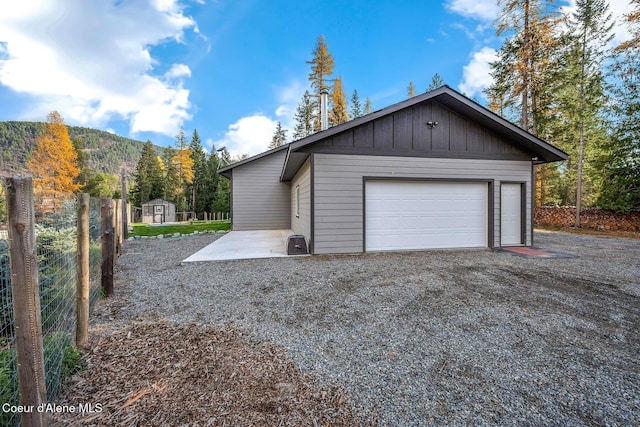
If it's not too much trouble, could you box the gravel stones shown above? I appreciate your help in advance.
[63,230,640,425]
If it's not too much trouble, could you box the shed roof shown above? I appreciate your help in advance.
[142,198,174,206]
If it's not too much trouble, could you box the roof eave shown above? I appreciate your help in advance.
[217,144,289,178]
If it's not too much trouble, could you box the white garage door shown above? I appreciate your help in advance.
[365,181,488,251]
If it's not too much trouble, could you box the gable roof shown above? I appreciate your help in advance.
[220,86,568,180]
[218,143,288,179]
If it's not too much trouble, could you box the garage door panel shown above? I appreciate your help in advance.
[365,181,487,251]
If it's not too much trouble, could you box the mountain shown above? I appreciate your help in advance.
[0,121,164,177]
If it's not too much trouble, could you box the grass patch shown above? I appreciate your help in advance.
[130,221,230,237]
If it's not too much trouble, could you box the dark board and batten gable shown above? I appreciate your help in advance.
[299,100,530,161]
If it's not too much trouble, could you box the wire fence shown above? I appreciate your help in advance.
[0,189,103,426]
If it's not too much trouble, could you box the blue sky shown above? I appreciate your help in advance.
[0,0,631,159]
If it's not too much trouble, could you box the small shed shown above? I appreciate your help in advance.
[141,199,176,224]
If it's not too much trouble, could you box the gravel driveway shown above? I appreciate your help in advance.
[106,230,639,426]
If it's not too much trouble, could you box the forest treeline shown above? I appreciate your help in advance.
[0,120,162,177]
[483,0,639,216]
[0,115,231,220]
[279,0,639,218]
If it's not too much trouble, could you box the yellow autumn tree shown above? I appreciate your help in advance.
[27,111,81,208]
[170,126,195,213]
[329,76,349,126]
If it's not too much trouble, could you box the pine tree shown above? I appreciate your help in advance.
[329,76,349,126]
[566,0,614,225]
[213,177,230,215]
[27,111,81,207]
[307,35,335,94]
[72,136,94,190]
[488,1,566,205]
[269,122,287,149]
[171,126,194,213]
[350,89,363,119]
[364,97,373,115]
[162,145,180,203]
[213,147,232,214]
[190,129,207,216]
[491,0,560,134]
[293,90,315,140]
[85,173,119,198]
[130,140,164,205]
[407,81,416,98]
[307,35,335,131]
[598,0,640,211]
[427,73,446,91]
[201,147,221,216]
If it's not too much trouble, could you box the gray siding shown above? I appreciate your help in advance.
[300,100,530,161]
[231,149,291,230]
[313,154,531,254]
[290,158,311,239]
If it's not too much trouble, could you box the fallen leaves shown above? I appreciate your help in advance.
[50,321,374,426]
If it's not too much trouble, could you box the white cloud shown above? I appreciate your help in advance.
[274,79,305,127]
[445,0,499,21]
[209,79,304,159]
[458,47,497,98]
[275,105,290,118]
[165,64,192,79]
[0,0,198,136]
[211,114,279,158]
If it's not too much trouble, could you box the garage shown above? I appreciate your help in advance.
[365,180,488,251]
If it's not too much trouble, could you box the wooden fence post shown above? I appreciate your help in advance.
[76,193,90,347]
[114,199,122,256]
[101,198,114,297]
[5,177,48,427]
[121,169,128,240]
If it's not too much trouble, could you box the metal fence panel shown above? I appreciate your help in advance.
[0,189,104,426]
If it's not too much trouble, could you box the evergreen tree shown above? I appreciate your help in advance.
[27,111,81,207]
[487,1,580,207]
[598,0,640,211]
[293,90,315,140]
[130,140,164,206]
[162,145,180,203]
[364,97,373,114]
[566,0,614,225]
[172,126,194,213]
[213,147,232,214]
[329,76,349,126]
[269,122,287,149]
[72,136,94,189]
[189,129,207,217]
[85,173,119,198]
[201,147,221,216]
[407,81,416,98]
[427,73,446,91]
[350,89,363,119]
[490,0,560,134]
